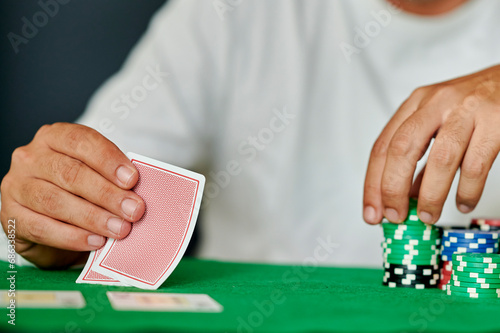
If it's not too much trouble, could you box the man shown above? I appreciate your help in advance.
[1,0,500,269]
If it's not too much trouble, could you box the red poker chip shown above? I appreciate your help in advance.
[471,218,500,227]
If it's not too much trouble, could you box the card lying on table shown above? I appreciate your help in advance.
[0,290,85,309]
[107,292,223,312]
[76,152,205,290]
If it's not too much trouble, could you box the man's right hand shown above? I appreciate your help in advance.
[0,123,145,269]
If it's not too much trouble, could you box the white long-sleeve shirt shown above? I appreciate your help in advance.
[4,0,500,267]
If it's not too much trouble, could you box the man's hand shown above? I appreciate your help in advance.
[0,123,145,268]
[363,65,500,225]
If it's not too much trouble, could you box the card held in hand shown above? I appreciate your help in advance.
[88,152,205,290]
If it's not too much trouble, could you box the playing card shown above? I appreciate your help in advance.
[92,152,205,290]
[107,292,222,312]
[76,248,127,285]
[0,290,85,309]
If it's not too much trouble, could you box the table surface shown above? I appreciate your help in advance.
[2,258,500,333]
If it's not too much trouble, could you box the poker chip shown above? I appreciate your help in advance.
[383,280,437,289]
[452,274,500,284]
[452,280,500,289]
[471,218,500,227]
[471,224,500,232]
[385,238,441,246]
[453,270,500,279]
[448,284,500,294]
[383,263,439,271]
[443,229,499,240]
[383,248,440,256]
[381,199,441,289]
[442,236,498,245]
[454,253,500,264]
[381,242,439,251]
[454,265,500,274]
[443,240,499,248]
[446,288,500,299]
[451,260,499,269]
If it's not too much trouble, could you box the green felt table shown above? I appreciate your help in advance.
[2,258,500,333]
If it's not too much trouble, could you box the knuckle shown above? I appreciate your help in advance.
[419,192,443,208]
[380,182,401,200]
[97,184,118,206]
[429,146,455,169]
[25,219,48,244]
[409,86,429,100]
[35,124,53,139]
[79,206,100,230]
[371,137,389,158]
[462,158,488,180]
[388,132,413,157]
[11,146,31,165]
[58,157,84,187]
[31,184,60,212]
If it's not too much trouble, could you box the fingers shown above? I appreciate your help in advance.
[7,200,105,252]
[456,122,500,212]
[416,109,474,223]
[363,91,425,224]
[380,107,443,222]
[12,178,132,239]
[32,151,144,222]
[37,123,139,189]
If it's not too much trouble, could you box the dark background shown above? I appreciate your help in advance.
[0,0,167,179]
[0,0,204,255]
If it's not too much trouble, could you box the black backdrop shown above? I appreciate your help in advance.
[0,0,167,179]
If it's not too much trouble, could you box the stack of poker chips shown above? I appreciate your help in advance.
[381,200,442,289]
[470,218,500,232]
[447,253,500,299]
[440,229,499,262]
[438,260,453,290]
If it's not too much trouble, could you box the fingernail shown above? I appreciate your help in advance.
[88,235,105,248]
[116,166,135,186]
[107,217,124,235]
[121,198,139,218]
[364,206,377,223]
[384,208,399,222]
[458,204,472,213]
[419,211,433,223]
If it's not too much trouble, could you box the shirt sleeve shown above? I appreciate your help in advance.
[76,0,230,172]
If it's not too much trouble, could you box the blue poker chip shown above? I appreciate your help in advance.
[442,241,499,249]
[441,248,499,257]
[442,235,499,245]
[443,229,500,240]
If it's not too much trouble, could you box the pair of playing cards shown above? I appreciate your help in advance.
[76,153,205,290]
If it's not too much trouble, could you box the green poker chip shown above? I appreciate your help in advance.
[451,260,499,269]
[452,280,500,289]
[449,285,500,294]
[385,258,440,265]
[446,289,500,299]
[381,242,439,251]
[453,265,500,274]
[382,223,438,232]
[452,274,500,284]
[453,270,500,279]
[454,253,500,264]
[383,248,440,256]
[385,238,441,246]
